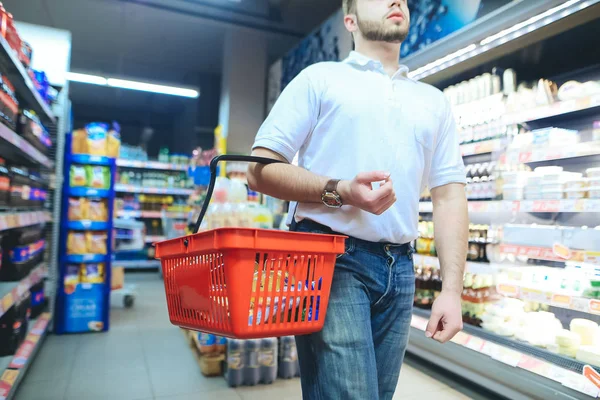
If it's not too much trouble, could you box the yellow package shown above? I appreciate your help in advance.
[71,129,89,154]
[106,123,121,158]
[67,232,88,255]
[68,198,89,220]
[85,123,108,156]
[88,200,107,221]
[86,232,107,254]
[81,263,105,284]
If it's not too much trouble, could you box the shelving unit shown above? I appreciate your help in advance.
[114,184,193,195]
[116,158,188,171]
[410,2,600,397]
[0,312,52,399]
[0,264,46,319]
[0,123,53,168]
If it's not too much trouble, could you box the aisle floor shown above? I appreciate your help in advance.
[17,273,491,400]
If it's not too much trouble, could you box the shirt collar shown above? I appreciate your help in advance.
[344,51,412,80]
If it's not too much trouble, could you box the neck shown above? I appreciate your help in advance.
[354,39,401,76]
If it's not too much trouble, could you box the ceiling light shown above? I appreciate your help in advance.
[66,72,200,98]
[107,78,199,98]
[66,72,107,86]
[408,0,596,81]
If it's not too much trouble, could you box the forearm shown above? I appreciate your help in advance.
[432,186,468,295]
[247,148,329,203]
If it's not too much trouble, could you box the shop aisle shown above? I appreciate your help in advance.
[16,273,494,400]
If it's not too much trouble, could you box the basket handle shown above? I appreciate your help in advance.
[193,155,285,233]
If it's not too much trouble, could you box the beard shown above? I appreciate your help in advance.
[356,13,408,43]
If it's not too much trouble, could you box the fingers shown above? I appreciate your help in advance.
[425,311,442,339]
[355,171,391,184]
[373,191,397,215]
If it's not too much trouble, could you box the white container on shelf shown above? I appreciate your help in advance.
[503,184,524,200]
[527,174,544,186]
[525,192,543,200]
[564,178,589,190]
[564,189,588,199]
[586,167,600,178]
[503,171,530,186]
[541,189,564,200]
[534,166,564,175]
[541,183,564,192]
[589,186,600,199]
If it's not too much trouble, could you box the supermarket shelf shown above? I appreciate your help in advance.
[0,123,53,168]
[460,138,505,156]
[419,199,600,214]
[114,184,194,195]
[409,310,600,399]
[506,141,600,164]
[504,94,600,125]
[0,312,51,400]
[66,221,109,231]
[71,154,114,166]
[65,254,108,263]
[0,263,47,319]
[113,259,161,270]
[116,210,188,219]
[499,244,594,264]
[0,211,50,232]
[412,254,492,274]
[497,281,600,317]
[145,235,165,243]
[0,35,56,125]
[116,159,188,171]
[68,187,110,198]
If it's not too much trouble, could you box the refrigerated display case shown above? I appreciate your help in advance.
[408,1,600,398]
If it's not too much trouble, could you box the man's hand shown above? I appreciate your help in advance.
[338,172,396,215]
[425,290,463,343]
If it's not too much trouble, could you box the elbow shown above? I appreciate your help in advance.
[246,164,261,192]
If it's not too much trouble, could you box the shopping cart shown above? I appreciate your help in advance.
[155,155,345,339]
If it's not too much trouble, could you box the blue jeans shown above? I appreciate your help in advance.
[292,220,415,400]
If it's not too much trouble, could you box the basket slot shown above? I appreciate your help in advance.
[211,253,228,331]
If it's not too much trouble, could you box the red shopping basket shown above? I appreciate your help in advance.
[155,155,346,339]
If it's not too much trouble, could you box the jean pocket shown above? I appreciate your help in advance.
[336,238,356,259]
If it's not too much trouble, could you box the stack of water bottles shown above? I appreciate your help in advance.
[224,336,300,387]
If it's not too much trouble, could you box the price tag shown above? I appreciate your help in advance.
[583,365,600,390]
[451,331,470,346]
[1,292,14,314]
[497,283,519,297]
[587,200,600,213]
[562,372,600,398]
[589,300,600,315]
[491,346,522,367]
[553,243,572,260]
[87,189,98,196]
[551,294,573,307]
[80,220,92,228]
[88,156,103,163]
[518,151,532,163]
[465,336,485,352]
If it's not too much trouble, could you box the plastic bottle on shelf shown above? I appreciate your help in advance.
[206,177,229,229]
[278,336,298,379]
[248,193,274,229]
[243,339,261,386]
[227,180,252,227]
[259,338,278,384]
[225,339,244,387]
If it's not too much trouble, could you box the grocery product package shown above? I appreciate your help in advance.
[17,110,52,154]
[86,232,107,254]
[88,199,107,221]
[81,263,105,284]
[107,122,121,158]
[64,264,81,285]
[86,166,110,189]
[70,165,88,187]
[67,232,87,255]
[68,198,89,220]
[86,123,108,156]
[71,129,88,154]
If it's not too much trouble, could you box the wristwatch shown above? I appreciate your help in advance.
[322,179,343,208]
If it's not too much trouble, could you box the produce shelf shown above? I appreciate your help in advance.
[410,309,599,398]
[116,159,188,171]
[499,244,595,265]
[0,123,53,168]
[419,200,600,214]
[114,184,194,195]
[0,211,50,232]
[0,35,56,125]
[0,263,47,319]
[0,312,52,399]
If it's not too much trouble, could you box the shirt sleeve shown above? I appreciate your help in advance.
[428,98,466,189]
[252,69,319,162]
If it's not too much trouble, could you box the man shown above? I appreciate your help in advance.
[247,0,468,398]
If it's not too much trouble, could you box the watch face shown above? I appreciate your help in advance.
[322,192,342,208]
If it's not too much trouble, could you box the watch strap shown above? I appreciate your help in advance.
[324,179,341,194]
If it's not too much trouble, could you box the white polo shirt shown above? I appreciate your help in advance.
[253,51,466,244]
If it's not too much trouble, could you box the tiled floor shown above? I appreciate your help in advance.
[16,273,489,400]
